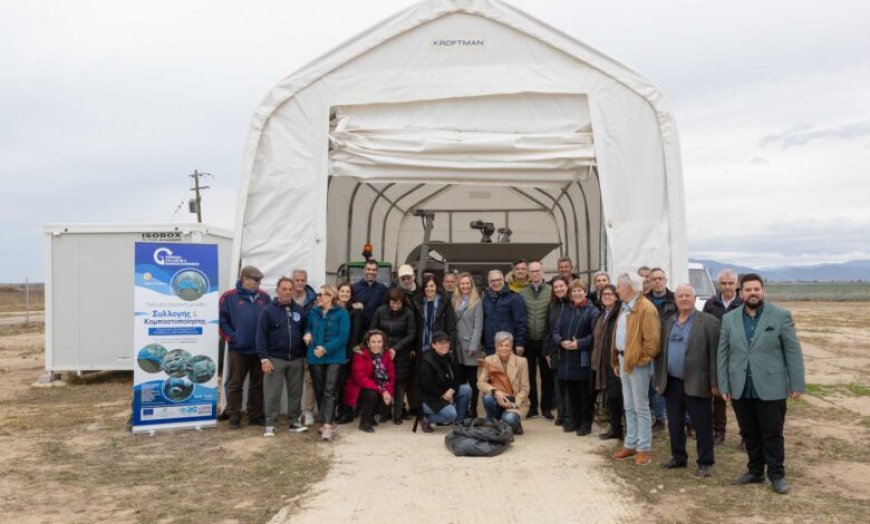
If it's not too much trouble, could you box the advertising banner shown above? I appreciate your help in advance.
[132,242,219,434]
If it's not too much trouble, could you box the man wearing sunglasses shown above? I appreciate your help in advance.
[219,265,271,429]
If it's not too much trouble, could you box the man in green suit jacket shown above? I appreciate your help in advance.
[717,273,805,495]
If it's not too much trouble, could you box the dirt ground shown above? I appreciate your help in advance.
[0,301,868,523]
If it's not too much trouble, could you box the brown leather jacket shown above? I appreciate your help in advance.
[610,294,661,373]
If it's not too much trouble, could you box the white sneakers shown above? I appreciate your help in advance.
[264,426,276,437]
[289,423,309,433]
[302,412,315,426]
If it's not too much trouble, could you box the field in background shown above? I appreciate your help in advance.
[0,284,44,313]
[766,281,870,302]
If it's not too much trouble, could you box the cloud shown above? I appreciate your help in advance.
[748,156,768,164]
[759,121,870,148]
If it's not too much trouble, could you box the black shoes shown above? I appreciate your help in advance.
[731,471,765,485]
[661,458,688,469]
[248,416,266,427]
[513,423,524,435]
[542,411,554,420]
[562,424,579,433]
[228,418,241,430]
[695,466,712,478]
[393,415,403,425]
[599,429,622,440]
[651,419,666,433]
[576,424,592,436]
[771,478,790,494]
[419,418,434,433]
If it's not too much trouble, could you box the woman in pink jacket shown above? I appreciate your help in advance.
[343,329,395,433]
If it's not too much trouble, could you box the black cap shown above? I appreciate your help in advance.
[432,331,451,344]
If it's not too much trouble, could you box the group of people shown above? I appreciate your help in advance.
[219,257,805,495]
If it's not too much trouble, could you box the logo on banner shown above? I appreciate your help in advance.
[153,247,199,267]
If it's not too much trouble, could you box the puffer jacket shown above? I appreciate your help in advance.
[343,346,395,408]
[520,282,551,341]
[551,300,599,381]
[370,304,416,379]
[703,293,743,321]
[481,288,527,354]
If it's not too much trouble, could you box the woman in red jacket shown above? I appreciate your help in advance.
[343,329,395,433]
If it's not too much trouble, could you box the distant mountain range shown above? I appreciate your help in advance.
[691,259,870,282]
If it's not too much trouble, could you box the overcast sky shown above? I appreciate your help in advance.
[2,0,868,281]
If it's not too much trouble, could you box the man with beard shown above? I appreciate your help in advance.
[352,259,387,332]
[717,273,805,495]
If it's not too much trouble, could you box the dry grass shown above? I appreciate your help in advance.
[0,284,44,313]
[0,326,330,523]
[600,398,870,522]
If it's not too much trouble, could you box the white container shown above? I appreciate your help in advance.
[44,223,234,372]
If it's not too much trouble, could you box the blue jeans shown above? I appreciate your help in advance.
[423,384,472,424]
[482,393,521,430]
[619,355,653,452]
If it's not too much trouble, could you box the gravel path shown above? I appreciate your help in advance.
[272,417,639,524]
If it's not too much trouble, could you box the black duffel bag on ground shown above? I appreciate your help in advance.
[444,417,514,457]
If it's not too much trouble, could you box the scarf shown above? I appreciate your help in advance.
[371,350,389,389]
[421,294,440,350]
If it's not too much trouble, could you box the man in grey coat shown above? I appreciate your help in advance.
[654,284,720,478]
[717,273,805,495]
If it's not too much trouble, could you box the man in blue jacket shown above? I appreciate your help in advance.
[257,276,308,437]
[482,270,527,355]
[219,266,270,429]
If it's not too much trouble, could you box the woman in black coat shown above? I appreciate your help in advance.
[416,275,457,354]
[370,286,417,424]
[551,279,599,436]
[546,276,571,426]
[591,284,623,440]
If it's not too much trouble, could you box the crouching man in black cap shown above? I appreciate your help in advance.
[416,331,471,433]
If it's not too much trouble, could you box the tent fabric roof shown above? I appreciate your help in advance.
[233,0,687,286]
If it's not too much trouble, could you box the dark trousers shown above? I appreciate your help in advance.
[664,376,715,466]
[713,394,727,437]
[310,363,342,424]
[226,351,264,419]
[732,397,787,480]
[607,384,625,435]
[559,378,593,429]
[357,388,388,428]
[393,373,409,419]
[456,365,480,417]
[526,339,554,414]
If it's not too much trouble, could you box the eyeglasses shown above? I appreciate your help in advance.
[244,276,262,282]
[489,278,504,283]
[399,275,414,280]
[601,292,615,297]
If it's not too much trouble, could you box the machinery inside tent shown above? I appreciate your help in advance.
[232,0,687,287]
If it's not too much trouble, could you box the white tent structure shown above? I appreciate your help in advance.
[232,0,687,286]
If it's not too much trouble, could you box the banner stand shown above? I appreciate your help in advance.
[131,242,220,434]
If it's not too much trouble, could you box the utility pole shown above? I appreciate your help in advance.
[189,170,211,223]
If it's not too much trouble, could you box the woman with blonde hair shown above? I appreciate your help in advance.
[452,272,483,417]
[304,283,350,441]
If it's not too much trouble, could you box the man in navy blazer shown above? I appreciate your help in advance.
[717,273,805,495]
